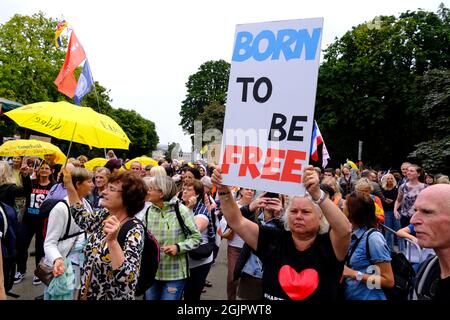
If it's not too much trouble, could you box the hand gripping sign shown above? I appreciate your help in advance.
[220,18,323,196]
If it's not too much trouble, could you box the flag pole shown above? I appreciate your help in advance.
[65,123,77,166]
[91,83,107,158]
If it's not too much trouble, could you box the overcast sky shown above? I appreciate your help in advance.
[1,0,447,152]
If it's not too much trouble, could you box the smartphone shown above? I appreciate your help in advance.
[265,192,279,199]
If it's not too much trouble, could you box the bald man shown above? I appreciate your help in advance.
[411,184,450,301]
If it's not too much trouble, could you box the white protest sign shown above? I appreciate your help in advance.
[220,18,323,196]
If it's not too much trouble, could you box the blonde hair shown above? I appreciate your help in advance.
[282,196,330,234]
[71,167,93,188]
[0,161,15,185]
[355,178,374,193]
[150,166,167,177]
[436,175,450,184]
[322,176,342,197]
[381,173,397,189]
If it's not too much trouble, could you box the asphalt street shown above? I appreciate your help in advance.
[8,238,228,300]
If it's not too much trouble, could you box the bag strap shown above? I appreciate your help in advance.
[0,203,7,237]
[174,200,191,238]
[117,218,141,249]
[58,201,84,242]
[365,228,379,264]
[345,228,370,267]
[81,267,93,300]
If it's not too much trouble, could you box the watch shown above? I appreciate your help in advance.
[356,271,364,281]
[312,190,327,205]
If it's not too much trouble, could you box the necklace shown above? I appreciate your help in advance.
[118,215,129,225]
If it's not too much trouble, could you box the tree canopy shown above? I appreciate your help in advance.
[314,5,449,171]
[179,60,230,138]
[178,5,449,173]
[0,12,159,159]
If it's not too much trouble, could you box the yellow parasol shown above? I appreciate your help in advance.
[0,139,66,164]
[346,159,358,170]
[83,157,108,171]
[124,156,158,169]
[4,101,130,150]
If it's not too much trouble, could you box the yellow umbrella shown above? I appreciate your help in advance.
[125,156,158,169]
[4,101,130,150]
[0,139,66,164]
[346,159,358,170]
[83,157,108,171]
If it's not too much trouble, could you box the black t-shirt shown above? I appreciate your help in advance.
[256,226,343,300]
[434,276,450,302]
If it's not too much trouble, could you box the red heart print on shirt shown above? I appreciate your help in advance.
[278,265,319,300]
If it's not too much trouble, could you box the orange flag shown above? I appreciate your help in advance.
[54,31,86,98]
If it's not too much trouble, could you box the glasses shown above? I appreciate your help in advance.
[148,186,162,193]
[106,185,123,193]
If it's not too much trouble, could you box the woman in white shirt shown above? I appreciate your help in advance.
[43,167,93,300]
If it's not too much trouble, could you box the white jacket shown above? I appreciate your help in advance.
[43,197,90,267]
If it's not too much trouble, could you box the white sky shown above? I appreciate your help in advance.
[1,0,447,152]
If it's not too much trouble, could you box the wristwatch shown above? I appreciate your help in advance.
[312,190,327,205]
[356,271,364,281]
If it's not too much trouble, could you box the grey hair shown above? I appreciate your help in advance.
[281,195,330,234]
[150,175,178,201]
[355,178,374,192]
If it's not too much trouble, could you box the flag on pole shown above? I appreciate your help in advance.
[74,60,94,105]
[199,144,208,155]
[54,20,68,48]
[54,31,86,98]
[310,120,330,168]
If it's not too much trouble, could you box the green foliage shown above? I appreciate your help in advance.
[0,12,65,104]
[409,69,450,173]
[164,142,182,161]
[109,108,159,159]
[198,101,226,133]
[179,60,230,136]
[315,6,450,171]
[0,12,159,159]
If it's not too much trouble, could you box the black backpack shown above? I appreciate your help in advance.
[412,254,440,300]
[117,213,160,297]
[39,199,84,241]
[0,201,18,295]
[365,229,416,301]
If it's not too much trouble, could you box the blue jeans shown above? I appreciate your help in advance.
[384,211,401,251]
[145,279,186,300]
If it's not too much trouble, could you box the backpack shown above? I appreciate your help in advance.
[0,201,18,295]
[412,254,440,300]
[39,199,84,241]
[118,213,160,297]
[365,229,416,301]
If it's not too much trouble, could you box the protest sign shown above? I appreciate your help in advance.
[220,18,323,196]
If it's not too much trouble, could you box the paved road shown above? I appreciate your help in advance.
[8,238,228,300]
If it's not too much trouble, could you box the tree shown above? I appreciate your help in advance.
[198,101,226,141]
[164,142,182,161]
[315,6,450,170]
[179,60,230,137]
[109,108,159,159]
[0,13,160,159]
[408,69,450,173]
[0,12,65,104]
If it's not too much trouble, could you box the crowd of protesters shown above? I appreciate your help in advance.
[1,152,449,301]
